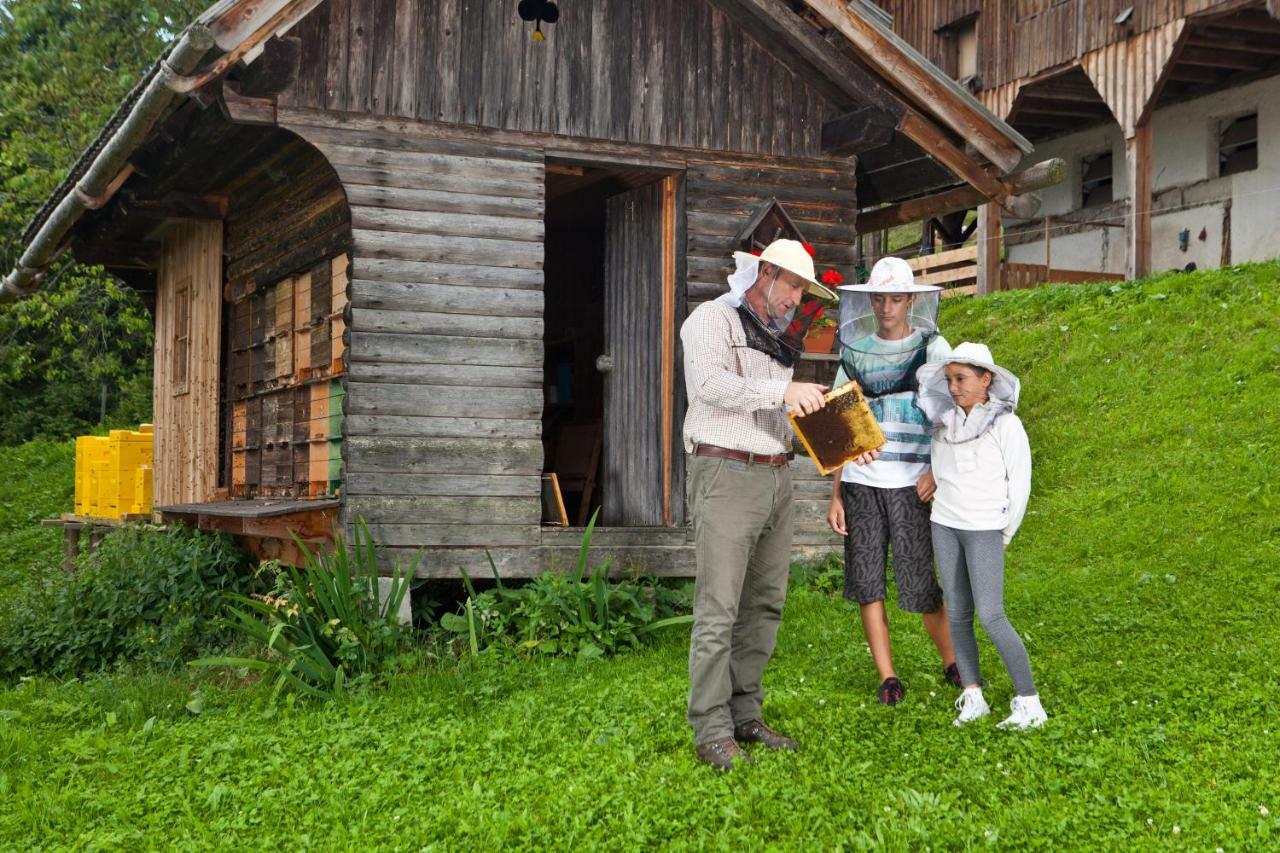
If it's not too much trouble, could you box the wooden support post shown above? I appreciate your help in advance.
[660,176,677,527]
[1125,122,1153,280]
[976,203,1002,295]
[1044,215,1052,273]
[63,523,82,573]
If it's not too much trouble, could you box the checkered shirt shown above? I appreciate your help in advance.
[680,300,794,455]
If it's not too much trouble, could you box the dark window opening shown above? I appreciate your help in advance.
[1218,113,1258,177]
[1081,151,1114,209]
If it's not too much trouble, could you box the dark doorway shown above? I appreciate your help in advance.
[542,163,683,528]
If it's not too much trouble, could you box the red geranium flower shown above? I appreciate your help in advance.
[750,249,762,256]
[821,269,844,286]
[802,242,816,258]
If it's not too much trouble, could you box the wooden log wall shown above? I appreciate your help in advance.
[279,119,549,571]
[278,0,839,158]
[154,221,223,506]
[878,0,1239,92]
[221,138,353,500]
[685,160,859,308]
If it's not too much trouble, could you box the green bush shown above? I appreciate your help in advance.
[441,513,693,660]
[193,520,417,699]
[0,525,252,678]
[790,552,844,596]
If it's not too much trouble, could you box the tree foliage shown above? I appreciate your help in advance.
[0,0,203,443]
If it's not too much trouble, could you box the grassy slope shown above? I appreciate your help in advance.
[0,440,74,585]
[1,263,1278,849]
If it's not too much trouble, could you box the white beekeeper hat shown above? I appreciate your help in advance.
[730,238,839,301]
[840,256,941,294]
[916,341,1021,418]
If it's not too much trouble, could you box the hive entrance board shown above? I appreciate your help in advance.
[789,382,886,476]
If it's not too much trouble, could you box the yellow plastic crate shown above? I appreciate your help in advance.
[73,425,154,519]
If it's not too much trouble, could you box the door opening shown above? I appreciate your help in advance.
[541,163,682,528]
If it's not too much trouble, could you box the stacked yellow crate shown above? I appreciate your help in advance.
[73,425,155,519]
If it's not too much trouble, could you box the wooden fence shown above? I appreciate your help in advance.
[906,246,1125,296]
[906,244,977,297]
[1000,263,1125,291]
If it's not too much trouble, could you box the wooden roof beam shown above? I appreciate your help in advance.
[1177,47,1268,70]
[1187,32,1280,55]
[820,107,897,156]
[856,158,1066,233]
[894,112,1039,218]
[1016,105,1113,120]
[802,0,1031,173]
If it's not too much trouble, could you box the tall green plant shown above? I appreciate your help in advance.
[192,518,418,699]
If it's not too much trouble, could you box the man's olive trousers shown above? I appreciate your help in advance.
[686,453,794,745]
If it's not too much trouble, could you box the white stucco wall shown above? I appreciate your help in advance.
[1005,73,1279,276]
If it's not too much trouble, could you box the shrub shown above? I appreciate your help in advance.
[790,552,844,596]
[193,519,417,699]
[441,512,693,660]
[0,525,252,678]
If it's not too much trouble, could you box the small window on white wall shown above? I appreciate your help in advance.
[1081,152,1113,209]
[1218,113,1257,177]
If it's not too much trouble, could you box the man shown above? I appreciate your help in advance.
[680,238,836,771]
[826,256,959,706]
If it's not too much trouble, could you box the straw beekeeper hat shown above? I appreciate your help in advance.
[917,341,1021,408]
[841,256,941,294]
[732,238,838,301]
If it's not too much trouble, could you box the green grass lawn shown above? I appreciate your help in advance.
[2,263,1279,849]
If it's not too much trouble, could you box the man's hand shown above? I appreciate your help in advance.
[827,497,847,536]
[916,470,937,502]
[784,382,828,416]
[851,448,880,466]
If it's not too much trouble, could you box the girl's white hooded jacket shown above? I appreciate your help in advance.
[928,401,1032,545]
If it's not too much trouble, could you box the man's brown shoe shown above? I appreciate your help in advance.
[695,737,753,771]
[733,719,798,751]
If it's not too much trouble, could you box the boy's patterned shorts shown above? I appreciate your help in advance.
[840,481,944,612]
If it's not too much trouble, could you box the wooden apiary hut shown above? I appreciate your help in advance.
[4,0,1050,577]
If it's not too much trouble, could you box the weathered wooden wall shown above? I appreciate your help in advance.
[154,221,223,506]
[277,118,548,569]
[278,0,839,157]
[279,106,850,574]
[878,0,1240,91]
[685,160,859,308]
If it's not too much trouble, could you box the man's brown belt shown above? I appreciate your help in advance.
[694,444,794,468]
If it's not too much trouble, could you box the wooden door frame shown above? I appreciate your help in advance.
[544,156,685,527]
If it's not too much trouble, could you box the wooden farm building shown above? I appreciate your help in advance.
[870,0,1280,284]
[2,0,1052,578]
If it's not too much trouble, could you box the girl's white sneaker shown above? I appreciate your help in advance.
[997,694,1048,730]
[953,687,990,726]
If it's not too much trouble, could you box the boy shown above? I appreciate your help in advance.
[827,256,959,705]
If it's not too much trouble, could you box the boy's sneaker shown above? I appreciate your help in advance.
[877,676,905,706]
[997,694,1048,730]
[943,662,963,689]
[953,687,990,726]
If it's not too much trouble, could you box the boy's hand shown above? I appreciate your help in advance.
[827,498,847,536]
[851,448,880,466]
[916,470,937,502]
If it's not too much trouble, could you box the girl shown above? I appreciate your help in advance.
[915,343,1046,730]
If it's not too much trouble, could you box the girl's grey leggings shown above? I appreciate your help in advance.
[931,523,1037,696]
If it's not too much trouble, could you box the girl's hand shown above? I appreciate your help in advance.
[852,448,880,466]
[827,498,847,536]
[916,470,937,502]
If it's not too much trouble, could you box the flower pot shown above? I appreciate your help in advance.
[804,326,836,354]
